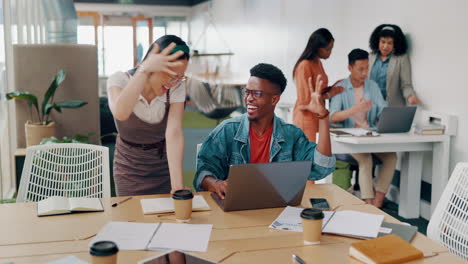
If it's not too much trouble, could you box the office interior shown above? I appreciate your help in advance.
[0,0,467,260]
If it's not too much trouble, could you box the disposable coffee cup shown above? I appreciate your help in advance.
[89,241,118,264]
[300,208,324,245]
[172,190,194,223]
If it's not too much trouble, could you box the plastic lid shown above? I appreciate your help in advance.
[300,208,324,220]
[89,241,119,257]
[172,189,194,200]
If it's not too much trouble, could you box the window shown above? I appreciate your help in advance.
[77,13,188,77]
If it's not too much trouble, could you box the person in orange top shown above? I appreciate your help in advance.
[293,28,343,141]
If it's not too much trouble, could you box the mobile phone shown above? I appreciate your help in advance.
[309,198,331,210]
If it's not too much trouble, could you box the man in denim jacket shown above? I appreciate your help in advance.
[194,63,338,199]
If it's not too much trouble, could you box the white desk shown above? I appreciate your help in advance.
[331,132,451,219]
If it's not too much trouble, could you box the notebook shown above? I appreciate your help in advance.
[349,234,424,264]
[90,221,213,252]
[270,206,384,239]
[138,250,218,264]
[37,196,104,217]
[378,222,418,242]
[140,195,211,215]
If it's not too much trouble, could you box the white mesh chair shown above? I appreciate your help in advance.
[427,162,468,261]
[17,143,110,202]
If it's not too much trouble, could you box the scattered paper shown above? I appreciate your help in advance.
[90,221,213,252]
[336,128,379,137]
[148,223,213,252]
[141,195,210,215]
[47,256,89,264]
[90,222,158,250]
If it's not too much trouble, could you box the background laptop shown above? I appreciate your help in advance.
[211,161,312,212]
[375,106,417,133]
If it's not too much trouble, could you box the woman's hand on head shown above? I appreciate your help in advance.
[140,42,185,76]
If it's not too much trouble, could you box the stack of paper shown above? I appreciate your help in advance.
[90,221,213,252]
[331,128,379,137]
[140,195,210,215]
[270,206,384,239]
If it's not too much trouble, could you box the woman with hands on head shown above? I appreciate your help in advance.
[369,24,421,106]
[107,35,191,196]
[293,28,344,142]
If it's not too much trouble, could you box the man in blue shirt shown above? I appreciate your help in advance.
[329,49,396,208]
[194,63,337,199]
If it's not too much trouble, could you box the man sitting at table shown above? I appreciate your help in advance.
[194,63,340,199]
[329,48,397,208]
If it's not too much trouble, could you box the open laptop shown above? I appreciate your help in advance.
[374,106,417,133]
[210,161,312,212]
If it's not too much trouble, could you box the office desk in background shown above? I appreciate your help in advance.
[331,132,451,219]
[0,184,464,264]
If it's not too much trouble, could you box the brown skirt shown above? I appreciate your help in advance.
[113,137,171,196]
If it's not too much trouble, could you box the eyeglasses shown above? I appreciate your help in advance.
[167,76,188,86]
[242,88,279,99]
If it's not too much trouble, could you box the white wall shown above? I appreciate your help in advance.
[190,0,468,182]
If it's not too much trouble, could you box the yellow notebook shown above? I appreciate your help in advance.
[349,234,423,264]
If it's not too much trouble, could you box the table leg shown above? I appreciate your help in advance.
[430,137,451,217]
[399,151,424,218]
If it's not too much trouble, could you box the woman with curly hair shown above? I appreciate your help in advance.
[368,24,422,106]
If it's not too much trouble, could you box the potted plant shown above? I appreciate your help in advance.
[6,69,87,146]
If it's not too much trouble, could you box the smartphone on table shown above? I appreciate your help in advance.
[309,198,331,210]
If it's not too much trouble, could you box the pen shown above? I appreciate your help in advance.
[112,197,132,207]
[292,254,306,264]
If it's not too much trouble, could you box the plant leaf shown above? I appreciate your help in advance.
[6,91,38,109]
[54,100,88,109]
[42,69,66,116]
[40,136,61,144]
[73,132,94,143]
[44,103,62,116]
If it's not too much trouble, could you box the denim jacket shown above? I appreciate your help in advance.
[329,77,387,128]
[193,114,336,191]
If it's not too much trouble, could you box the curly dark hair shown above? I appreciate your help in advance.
[250,63,287,94]
[293,28,334,78]
[369,24,408,55]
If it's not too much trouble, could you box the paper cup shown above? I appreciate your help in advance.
[90,241,118,264]
[301,208,324,245]
[172,190,194,223]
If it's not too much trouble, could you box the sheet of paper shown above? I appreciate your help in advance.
[90,222,158,250]
[269,206,303,232]
[38,196,70,215]
[140,195,210,214]
[322,210,384,238]
[148,223,213,252]
[47,256,89,264]
[337,128,379,137]
[68,197,103,211]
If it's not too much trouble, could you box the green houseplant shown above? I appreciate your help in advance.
[6,69,88,146]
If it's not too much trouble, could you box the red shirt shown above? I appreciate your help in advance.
[249,124,273,163]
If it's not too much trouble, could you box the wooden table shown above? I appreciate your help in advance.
[0,184,464,263]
